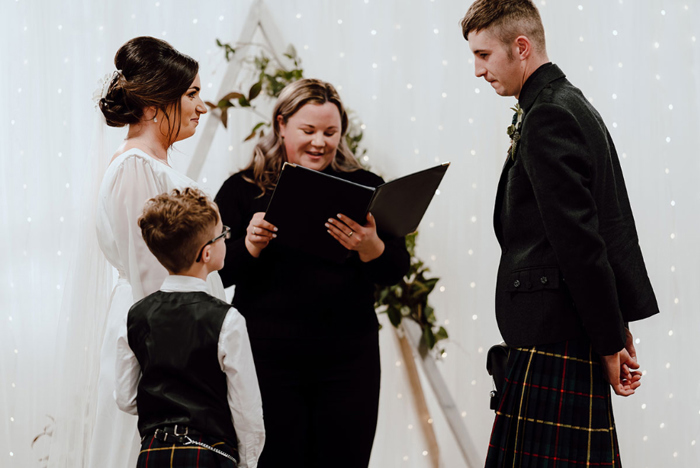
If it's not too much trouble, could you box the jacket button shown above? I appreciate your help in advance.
[513,280,521,288]
[540,276,548,284]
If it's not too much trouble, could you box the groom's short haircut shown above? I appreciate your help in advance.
[138,187,219,273]
[461,0,546,57]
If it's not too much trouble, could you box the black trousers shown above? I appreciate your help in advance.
[250,329,380,468]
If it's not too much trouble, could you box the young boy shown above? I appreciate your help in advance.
[115,187,265,467]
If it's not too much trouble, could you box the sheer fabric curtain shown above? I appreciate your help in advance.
[2,1,699,467]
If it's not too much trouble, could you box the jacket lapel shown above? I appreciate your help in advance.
[492,63,567,246]
[493,154,513,246]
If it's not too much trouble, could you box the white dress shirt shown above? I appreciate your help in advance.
[115,275,265,468]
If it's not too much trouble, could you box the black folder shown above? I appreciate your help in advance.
[264,162,450,263]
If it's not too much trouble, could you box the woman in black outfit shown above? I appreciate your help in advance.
[214,78,409,468]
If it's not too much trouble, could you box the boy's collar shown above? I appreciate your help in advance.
[160,275,209,294]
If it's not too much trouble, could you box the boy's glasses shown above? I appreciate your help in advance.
[195,225,231,262]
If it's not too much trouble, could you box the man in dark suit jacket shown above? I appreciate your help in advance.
[461,1,659,466]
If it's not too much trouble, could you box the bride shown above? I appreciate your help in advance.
[48,36,225,468]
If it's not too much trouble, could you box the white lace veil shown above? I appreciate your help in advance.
[46,77,115,468]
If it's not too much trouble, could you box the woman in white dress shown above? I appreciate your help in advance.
[51,36,225,468]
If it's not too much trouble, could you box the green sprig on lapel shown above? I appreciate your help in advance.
[507,103,524,161]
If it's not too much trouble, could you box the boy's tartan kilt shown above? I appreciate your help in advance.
[485,338,622,467]
[136,434,238,468]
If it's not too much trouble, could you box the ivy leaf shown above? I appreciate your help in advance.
[424,305,436,324]
[422,278,439,295]
[238,95,251,107]
[405,232,417,255]
[243,128,258,142]
[283,44,298,60]
[220,108,228,129]
[377,287,389,304]
[204,101,218,110]
[422,327,437,350]
[435,326,448,341]
[216,39,237,61]
[217,98,235,110]
[221,92,244,102]
[248,81,262,101]
[387,307,402,328]
[242,122,267,142]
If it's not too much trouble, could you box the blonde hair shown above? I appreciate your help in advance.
[243,78,362,196]
[461,0,547,57]
[138,187,219,273]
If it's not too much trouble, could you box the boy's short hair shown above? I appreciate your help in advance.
[138,187,219,273]
[461,0,546,56]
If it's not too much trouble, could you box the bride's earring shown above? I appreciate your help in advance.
[153,116,158,123]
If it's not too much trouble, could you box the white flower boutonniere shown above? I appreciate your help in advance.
[506,103,524,161]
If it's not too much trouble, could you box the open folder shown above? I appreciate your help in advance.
[264,162,450,263]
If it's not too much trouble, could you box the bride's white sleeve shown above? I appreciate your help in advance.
[105,155,169,301]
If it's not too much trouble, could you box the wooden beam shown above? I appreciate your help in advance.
[186,0,293,181]
[402,321,481,467]
[395,328,440,467]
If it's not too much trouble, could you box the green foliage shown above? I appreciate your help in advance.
[216,39,236,61]
[374,232,448,354]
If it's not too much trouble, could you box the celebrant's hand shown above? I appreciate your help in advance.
[326,213,385,262]
[245,212,277,258]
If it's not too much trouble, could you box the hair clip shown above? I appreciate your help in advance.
[91,70,122,108]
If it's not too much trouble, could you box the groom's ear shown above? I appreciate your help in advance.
[515,36,533,60]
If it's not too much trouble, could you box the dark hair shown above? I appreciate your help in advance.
[243,78,362,196]
[461,0,546,56]
[138,187,219,273]
[99,36,199,144]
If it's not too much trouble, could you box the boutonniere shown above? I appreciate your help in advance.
[506,103,524,161]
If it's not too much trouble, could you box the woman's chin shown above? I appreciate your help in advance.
[299,156,331,171]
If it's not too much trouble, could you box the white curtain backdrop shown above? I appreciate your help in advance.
[2,1,699,467]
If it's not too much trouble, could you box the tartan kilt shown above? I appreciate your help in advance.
[485,339,622,467]
[136,434,238,468]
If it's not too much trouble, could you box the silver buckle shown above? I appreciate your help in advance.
[173,425,189,436]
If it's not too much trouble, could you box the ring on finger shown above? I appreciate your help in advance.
[252,227,257,235]
[347,230,354,237]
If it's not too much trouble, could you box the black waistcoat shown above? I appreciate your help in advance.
[127,290,236,441]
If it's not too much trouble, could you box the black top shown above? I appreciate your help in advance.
[493,63,659,355]
[215,166,410,339]
[127,291,236,440]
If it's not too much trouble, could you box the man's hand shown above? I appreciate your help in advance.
[601,343,642,397]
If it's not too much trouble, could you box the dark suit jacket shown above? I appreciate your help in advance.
[494,63,659,355]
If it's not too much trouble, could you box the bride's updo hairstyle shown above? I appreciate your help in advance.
[99,36,198,143]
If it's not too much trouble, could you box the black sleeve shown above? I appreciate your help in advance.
[358,232,410,285]
[520,103,626,355]
[214,174,260,289]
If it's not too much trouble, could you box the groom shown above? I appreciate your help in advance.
[461,0,659,466]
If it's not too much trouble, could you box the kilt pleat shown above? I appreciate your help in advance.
[485,339,622,467]
[136,434,238,468]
